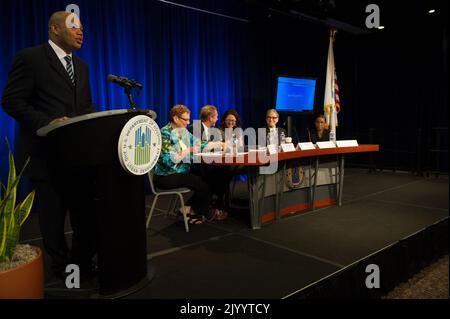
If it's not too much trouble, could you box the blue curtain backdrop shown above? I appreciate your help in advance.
[3,1,446,190]
[0,0,252,185]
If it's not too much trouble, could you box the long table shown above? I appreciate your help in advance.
[199,144,379,229]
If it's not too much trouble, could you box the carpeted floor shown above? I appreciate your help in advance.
[384,255,449,299]
[17,168,448,299]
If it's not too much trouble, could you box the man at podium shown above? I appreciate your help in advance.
[2,11,96,278]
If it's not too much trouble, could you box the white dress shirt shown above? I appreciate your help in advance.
[202,122,209,141]
[48,39,73,71]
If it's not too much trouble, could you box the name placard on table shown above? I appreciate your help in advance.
[336,140,359,147]
[297,142,316,151]
[267,145,278,155]
[280,143,296,152]
[316,141,336,149]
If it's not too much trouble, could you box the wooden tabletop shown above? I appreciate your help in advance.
[196,144,380,166]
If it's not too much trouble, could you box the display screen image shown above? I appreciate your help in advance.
[275,76,316,112]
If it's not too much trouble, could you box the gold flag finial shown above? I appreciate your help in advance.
[330,28,337,41]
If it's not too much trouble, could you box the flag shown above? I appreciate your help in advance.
[324,28,340,140]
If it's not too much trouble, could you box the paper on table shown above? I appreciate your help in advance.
[193,153,223,157]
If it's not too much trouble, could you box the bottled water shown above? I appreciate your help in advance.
[329,130,336,142]
[232,133,238,154]
[280,130,286,144]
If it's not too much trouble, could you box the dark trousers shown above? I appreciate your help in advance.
[191,164,229,209]
[154,173,212,216]
[62,169,97,270]
[31,169,97,273]
[31,179,69,272]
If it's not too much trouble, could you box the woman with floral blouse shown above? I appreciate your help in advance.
[154,104,212,224]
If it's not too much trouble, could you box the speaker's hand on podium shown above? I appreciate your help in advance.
[49,117,70,125]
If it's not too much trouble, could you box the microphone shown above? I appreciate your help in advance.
[108,74,143,89]
[293,126,300,144]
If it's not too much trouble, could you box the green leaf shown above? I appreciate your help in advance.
[16,190,35,226]
[0,215,7,262]
[6,148,17,193]
[4,212,18,262]
[3,191,34,261]
[3,152,17,221]
[0,142,34,263]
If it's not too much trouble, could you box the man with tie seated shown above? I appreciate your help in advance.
[189,105,228,220]
[188,105,220,144]
[2,11,96,280]
[265,109,287,146]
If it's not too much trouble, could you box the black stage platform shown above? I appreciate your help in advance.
[19,169,448,299]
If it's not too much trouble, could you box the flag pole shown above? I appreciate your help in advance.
[324,27,338,142]
[331,28,337,142]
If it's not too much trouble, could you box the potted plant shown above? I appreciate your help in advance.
[0,145,43,299]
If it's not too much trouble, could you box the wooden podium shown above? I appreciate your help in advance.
[38,109,156,297]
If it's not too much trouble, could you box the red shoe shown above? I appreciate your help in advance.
[188,216,204,225]
[208,208,228,221]
[216,209,228,220]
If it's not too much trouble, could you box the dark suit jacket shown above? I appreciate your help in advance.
[1,43,95,179]
[188,122,223,143]
[265,126,287,144]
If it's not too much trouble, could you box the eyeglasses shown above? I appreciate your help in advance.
[266,116,278,120]
[178,116,190,123]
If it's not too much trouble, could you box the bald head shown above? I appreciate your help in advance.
[48,11,70,30]
[48,11,84,54]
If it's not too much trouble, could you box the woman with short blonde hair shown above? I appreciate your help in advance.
[154,105,212,224]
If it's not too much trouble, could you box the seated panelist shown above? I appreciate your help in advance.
[218,109,244,151]
[265,109,287,146]
[308,114,330,144]
[188,104,226,152]
[154,104,212,224]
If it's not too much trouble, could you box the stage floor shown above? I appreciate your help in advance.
[19,169,449,298]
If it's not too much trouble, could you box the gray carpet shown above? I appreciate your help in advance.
[18,169,448,298]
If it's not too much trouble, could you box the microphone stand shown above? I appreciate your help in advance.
[109,75,143,110]
[307,128,312,143]
[124,85,137,110]
[293,126,300,144]
[123,81,142,110]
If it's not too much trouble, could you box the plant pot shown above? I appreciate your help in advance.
[0,246,44,299]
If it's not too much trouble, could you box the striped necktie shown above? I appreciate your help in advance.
[64,55,75,85]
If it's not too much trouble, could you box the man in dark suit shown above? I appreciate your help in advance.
[188,105,228,220]
[2,11,96,278]
[188,105,220,143]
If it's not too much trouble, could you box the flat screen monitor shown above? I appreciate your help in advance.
[275,76,316,113]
